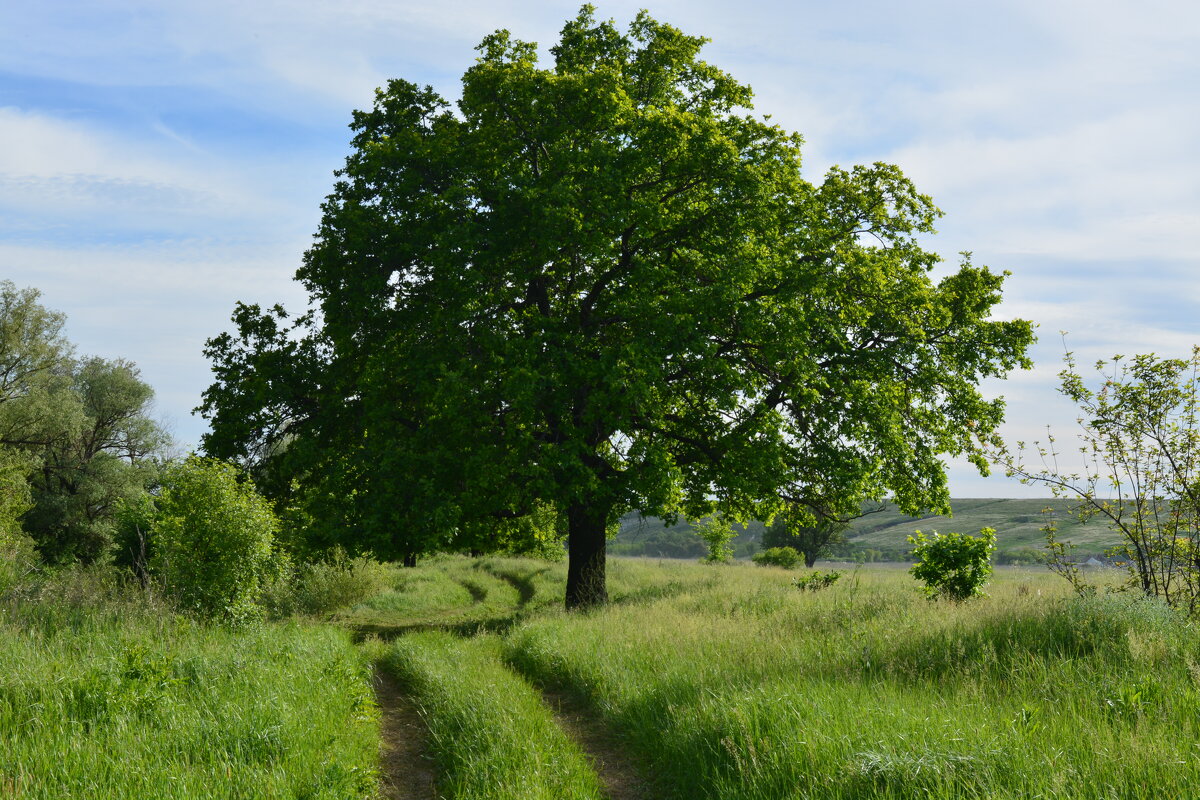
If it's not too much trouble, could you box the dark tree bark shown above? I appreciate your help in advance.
[565,501,610,609]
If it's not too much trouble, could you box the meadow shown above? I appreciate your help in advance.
[6,556,1199,798]
[0,568,379,799]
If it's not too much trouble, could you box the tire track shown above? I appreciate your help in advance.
[539,687,654,800]
[373,666,436,800]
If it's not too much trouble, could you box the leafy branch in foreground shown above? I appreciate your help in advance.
[996,346,1200,611]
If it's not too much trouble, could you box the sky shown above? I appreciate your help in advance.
[2,0,1198,498]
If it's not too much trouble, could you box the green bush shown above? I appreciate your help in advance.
[291,548,392,616]
[0,445,32,537]
[908,527,997,601]
[151,456,279,623]
[793,569,841,592]
[753,546,802,568]
[0,528,39,596]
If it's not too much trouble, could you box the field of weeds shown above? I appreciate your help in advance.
[0,569,379,799]
[5,557,1196,799]
[375,558,1199,799]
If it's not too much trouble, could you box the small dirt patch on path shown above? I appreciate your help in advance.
[542,688,653,800]
[374,667,436,800]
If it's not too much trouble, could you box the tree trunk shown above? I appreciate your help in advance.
[804,550,817,568]
[565,502,609,609]
[402,552,418,568]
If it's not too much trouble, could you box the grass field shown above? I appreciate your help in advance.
[372,557,1199,799]
[0,569,379,800]
[6,554,1196,798]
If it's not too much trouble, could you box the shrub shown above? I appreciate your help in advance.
[0,445,32,538]
[151,456,279,624]
[907,527,997,601]
[291,548,392,616]
[0,528,39,596]
[693,516,737,564]
[112,494,158,587]
[793,570,841,592]
[753,546,802,569]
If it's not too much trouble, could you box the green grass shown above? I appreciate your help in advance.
[341,554,725,633]
[383,631,605,799]
[342,555,561,634]
[0,572,379,799]
[7,553,1189,799]
[499,562,1200,799]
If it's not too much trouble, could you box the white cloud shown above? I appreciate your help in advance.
[2,0,1198,499]
[0,239,312,450]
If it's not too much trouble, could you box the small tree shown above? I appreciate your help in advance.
[908,527,996,601]
[997,348,1200,612]
[152,456,278,623]
[764,506,852,568]
[693,516,736,564]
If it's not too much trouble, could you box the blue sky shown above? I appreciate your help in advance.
[2,1,1198,497]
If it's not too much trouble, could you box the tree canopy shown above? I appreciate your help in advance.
[0,281,169,563]
[200,7,1034,607]
[763,507,851,569]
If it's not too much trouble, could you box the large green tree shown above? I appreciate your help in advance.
[24,357,169,563]
[0,282,169,563]
[200,8,1033,607]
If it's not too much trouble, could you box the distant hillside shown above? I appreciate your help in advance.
[612,498,1120,561]
[843,498,1119,557]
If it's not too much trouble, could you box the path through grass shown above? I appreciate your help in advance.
[381,631,607,799]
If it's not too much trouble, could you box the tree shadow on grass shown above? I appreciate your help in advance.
[480,565,549,607]
[347,612,529,643]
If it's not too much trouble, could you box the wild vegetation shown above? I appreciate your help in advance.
[1000,348,1200,611]
[0,569,378,799]
[613,499,1122,563]
[199,7,1033,608]
[8,6,1200,800]
[4,513,1199,799]
[358,556,1200,799]
[0,281,169,566]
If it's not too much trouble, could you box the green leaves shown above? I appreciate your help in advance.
[201,8,1033,606]
[0,283,169,564]
[152,456,280,624]
[908,527,997,601]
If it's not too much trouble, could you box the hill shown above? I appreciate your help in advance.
[611,498,1120,561]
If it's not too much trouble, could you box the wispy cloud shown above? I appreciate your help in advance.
[1,0,1197,498]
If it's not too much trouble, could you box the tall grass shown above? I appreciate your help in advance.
[0,568,379,799]
[348,553,731,631]
[503,563,1200,799]
[383,631,604,800]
